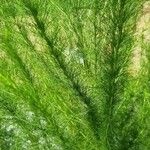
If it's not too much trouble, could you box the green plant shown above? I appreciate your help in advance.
[0,0,149,150]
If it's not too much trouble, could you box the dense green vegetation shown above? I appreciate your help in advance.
[0,0,150,149]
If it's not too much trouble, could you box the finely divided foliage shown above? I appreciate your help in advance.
[0,0,149,150]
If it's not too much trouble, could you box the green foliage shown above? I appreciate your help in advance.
[0,0,149,150]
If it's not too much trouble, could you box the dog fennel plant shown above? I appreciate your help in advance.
[0,0,149,150]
